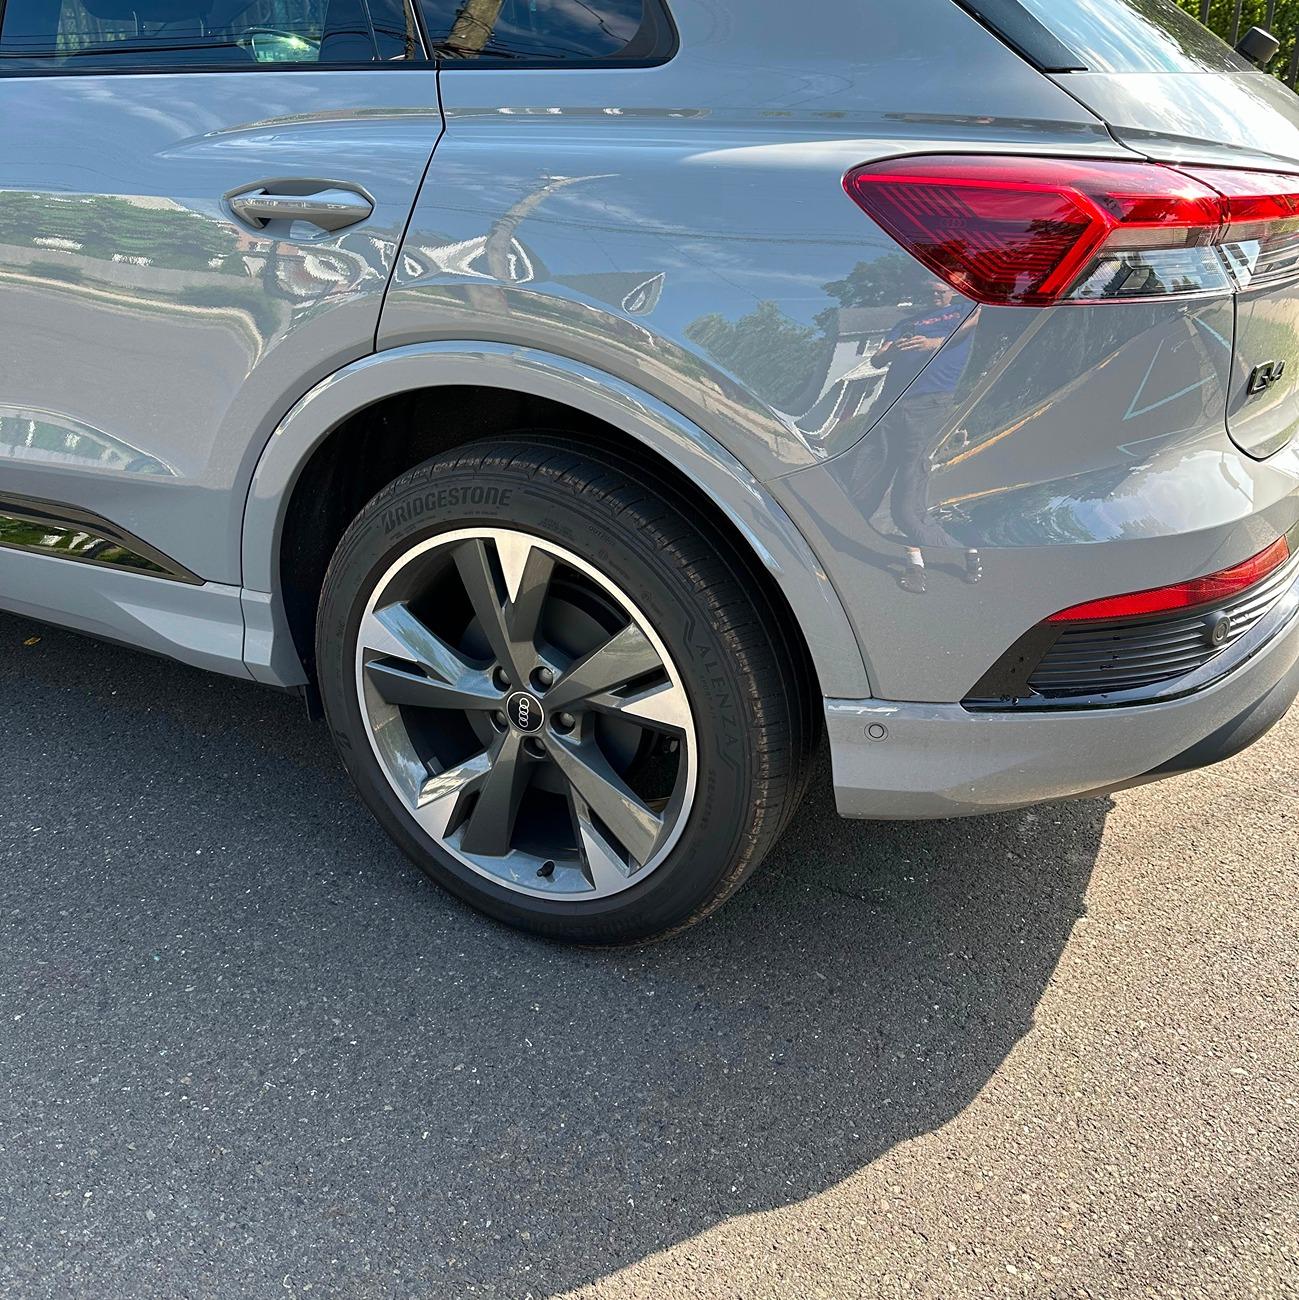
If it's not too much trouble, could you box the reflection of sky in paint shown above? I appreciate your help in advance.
[1015,0,1243,74]
[1123,341,1215,422]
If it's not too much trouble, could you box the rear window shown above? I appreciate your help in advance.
[419,0,676,65]
[0,0,422,68]
[1014,0,1248,74]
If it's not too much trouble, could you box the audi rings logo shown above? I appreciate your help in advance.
[506,691,545,734]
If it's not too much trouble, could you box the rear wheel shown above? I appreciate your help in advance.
[315,439,815,944]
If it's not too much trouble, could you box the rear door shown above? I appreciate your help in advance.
[0,0,442,584]
[958,0,1299,460]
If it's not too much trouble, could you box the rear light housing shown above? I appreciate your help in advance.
[1047,536,1292,624]
[843,155,1299,307]
[1186,166,1299,294]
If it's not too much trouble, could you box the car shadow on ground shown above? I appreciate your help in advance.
[0,613,1107,1298]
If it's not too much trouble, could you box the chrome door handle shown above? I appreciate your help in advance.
[228,186,374,233]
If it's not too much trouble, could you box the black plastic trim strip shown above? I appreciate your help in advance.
[0,494,201,584]
[949,0,1088,73]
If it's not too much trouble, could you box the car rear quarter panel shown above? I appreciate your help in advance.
[775,297,1299,701]
[378,0,1119,485]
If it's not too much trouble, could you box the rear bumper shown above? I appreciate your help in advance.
[827,569,1299,819]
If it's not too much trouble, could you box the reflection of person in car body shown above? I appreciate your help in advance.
[857,284,982,594]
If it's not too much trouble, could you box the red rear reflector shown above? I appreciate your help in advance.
[1047,537,1292,624]
[843,156,1299,306]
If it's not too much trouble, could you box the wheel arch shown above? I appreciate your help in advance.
[240,342,870,699]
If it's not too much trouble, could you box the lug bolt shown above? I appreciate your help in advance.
[492,710,508,730]
[553,712,577,734]
[533,666,555,690]
[492,667,511,691]
[524,738,547,759]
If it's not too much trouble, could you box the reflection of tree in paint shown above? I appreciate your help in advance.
[686,302,825,411]
[821,254,939,312]
[0,188,370,340]
[0,410,171,475]
[0,191,228,271]
[685,259,958,423]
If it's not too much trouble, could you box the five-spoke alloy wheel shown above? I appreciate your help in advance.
[316,440,814,944]
[355,527,698,900]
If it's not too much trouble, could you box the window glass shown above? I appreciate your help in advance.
[0,0,423,67]
[1013,0,1247,74]
[421,0,674,64]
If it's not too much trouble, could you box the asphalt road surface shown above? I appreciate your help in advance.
[1,611,1296,1300]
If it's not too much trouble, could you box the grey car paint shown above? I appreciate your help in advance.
[0,546,249,676]
[2,0,1299,821]
[1054,69,1299,173]
[0,70,444,583]
[776,298,1299,700]
[1230,281,1299,459]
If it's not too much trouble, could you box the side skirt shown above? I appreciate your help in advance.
[0,545,252,681]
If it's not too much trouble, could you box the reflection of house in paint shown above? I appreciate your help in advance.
[791,306,907,448]
[0,408,172,475]
[402,235,538,284]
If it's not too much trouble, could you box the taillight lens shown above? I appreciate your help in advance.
[1188,166,1299,292]
[843,155,1299,307]
[1047,536,1292,624]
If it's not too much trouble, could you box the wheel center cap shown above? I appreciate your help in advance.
[505,690,545,734]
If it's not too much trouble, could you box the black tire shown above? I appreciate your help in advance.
[315,437,817,944]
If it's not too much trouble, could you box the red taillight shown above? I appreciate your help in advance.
[1198,166,1299,224]
[843,155,1299,307]
[1187,166,1299,289]
[1047,536,1292,624]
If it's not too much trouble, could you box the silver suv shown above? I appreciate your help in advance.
[3,0,1297,942]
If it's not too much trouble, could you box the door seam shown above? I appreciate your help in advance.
[373,59,447,352]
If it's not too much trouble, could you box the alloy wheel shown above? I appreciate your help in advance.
[354,527,697,900]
